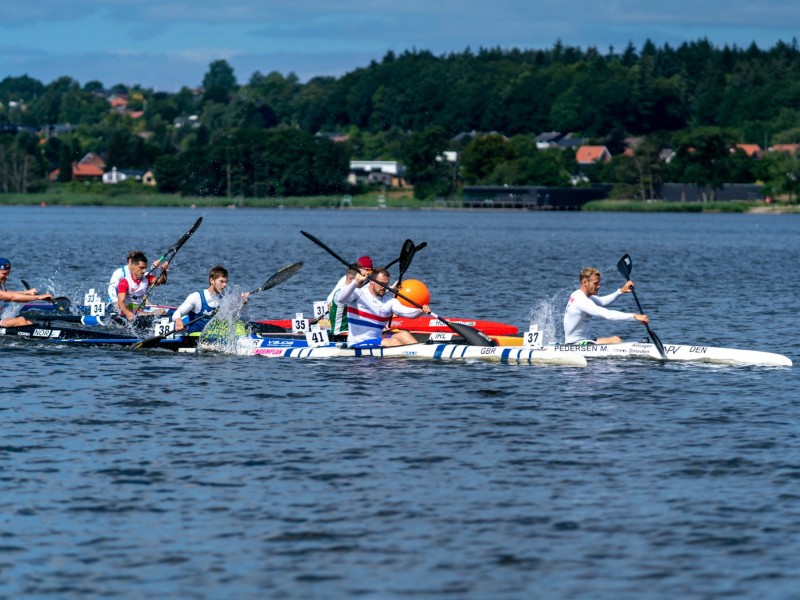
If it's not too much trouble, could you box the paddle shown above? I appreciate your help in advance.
[24,312,105,326]
[20,278,71,312]
[384,242,427,270]
[385,239,416,330]
[301,230,495,347]
[132,216,203,317]
[616,253,668,360]
[133,261,304,349]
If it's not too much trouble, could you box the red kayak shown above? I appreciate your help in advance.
[257,315,518,336]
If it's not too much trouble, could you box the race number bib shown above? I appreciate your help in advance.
[292,312,310,333]
[153,317,176,337]
[84,288,106,316]
[523,325,543,348]
[312,301,327,320]
[305,326,330,347]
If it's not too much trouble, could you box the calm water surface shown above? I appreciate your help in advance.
[1,206,799,598]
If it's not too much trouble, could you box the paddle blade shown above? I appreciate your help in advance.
[132,335,165,350]
[647,327,668,360]
[21,279,31,290]
[169,216,203,255]
[251,262,304,294]
[398,239,416,277]
[617,254,632,279]
[433,314,496,347]
[52,297,71,312]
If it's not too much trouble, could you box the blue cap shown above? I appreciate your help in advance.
[0,257,10,270]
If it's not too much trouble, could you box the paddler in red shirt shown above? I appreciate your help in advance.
[116,251,169,321]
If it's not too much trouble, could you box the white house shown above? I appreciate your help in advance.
[348,160,407,188]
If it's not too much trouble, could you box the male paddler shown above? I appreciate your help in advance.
[563,266,648,344]
[336,265,430,347]
[115,251,168,321]
[172,265,243,333]
[0,257,54,327]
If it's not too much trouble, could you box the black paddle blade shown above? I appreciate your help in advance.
[648,327,668,360]
[132,335,165,350]
[617,253,633,279]
[168,216,203,256]
[384,241,427,270]
[52,297,71,312]
[438,316,496,347]
[21,279,31,290]
[252,262,304,294]
[398,239,416,277]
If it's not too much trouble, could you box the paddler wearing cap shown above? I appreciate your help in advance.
[335,264,431,348]
[325,256,373,339]
[0,257,55,327]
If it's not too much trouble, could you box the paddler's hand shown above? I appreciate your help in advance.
[37,293,53,302]
[354,270,369,287]
[420,304,431,315]
[634,313,649,324]
[620,280,635,293]
[173,318,185,332]
[241,292,250,303]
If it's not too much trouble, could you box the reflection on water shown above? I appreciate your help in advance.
[1,206,798,598]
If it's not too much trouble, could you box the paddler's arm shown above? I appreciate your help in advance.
[336,275,363,304]
[153,261,169,286]
[0,290,53,303]
[390,300,430,318]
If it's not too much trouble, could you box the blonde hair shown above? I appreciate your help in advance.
[579,267,601,282]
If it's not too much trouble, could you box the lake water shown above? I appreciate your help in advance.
[1,205,799,598]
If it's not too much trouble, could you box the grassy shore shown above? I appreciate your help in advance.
[2,191,798,212]
[0,189,424,209]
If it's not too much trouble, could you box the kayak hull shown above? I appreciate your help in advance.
[549,341,792,367]
[206,336,586,366]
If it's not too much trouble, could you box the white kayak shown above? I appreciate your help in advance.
[197,337,587,366]
[549,341,792,367]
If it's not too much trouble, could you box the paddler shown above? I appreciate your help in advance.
[325,256,372,340]
[115,251,169,321]
[0,257,54,327]
[108,249,149,303]
[171,265,249,334]
[336,265,431,347]
[563,266,649,344]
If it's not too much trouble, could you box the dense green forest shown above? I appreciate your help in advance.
[2,39,800,201]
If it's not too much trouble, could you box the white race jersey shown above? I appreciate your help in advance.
[336,280,421,346]
[563,289,635,344]
[108,265,128,302]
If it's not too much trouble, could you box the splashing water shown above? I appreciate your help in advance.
[528,293,565,345]
[198,286,250,354]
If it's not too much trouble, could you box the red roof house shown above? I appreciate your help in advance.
[575,145,612,165]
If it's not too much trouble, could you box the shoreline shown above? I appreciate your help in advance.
[1,194,798,213]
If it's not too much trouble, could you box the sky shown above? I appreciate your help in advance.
[2,0,800,92]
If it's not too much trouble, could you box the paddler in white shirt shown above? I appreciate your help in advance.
[325,256,372,339]
[563,266,649,345]
[116,251,169,321]
[172,265,249,334]
[336,266,431,348]
[0,257,54,327]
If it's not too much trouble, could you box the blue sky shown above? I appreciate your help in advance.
[2,0,799,91]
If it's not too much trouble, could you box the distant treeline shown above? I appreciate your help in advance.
[2,39,800,200]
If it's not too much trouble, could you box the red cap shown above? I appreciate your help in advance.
[357,256,373,269]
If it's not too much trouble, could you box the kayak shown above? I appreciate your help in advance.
[258,315,519,335]
[0,323,584,365]
[203,336,586,366]
[547,341,792,367]
[0,322,196,351]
